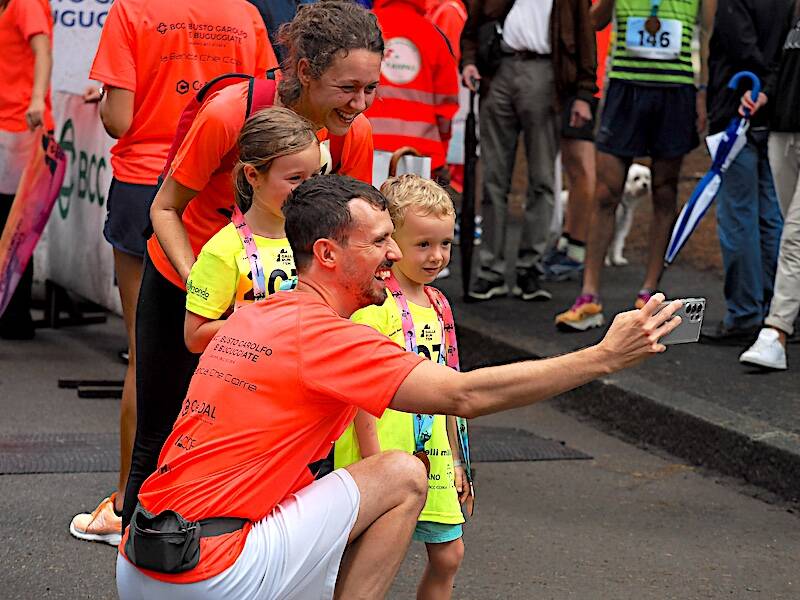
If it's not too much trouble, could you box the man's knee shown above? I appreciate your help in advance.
[377,450,428,503]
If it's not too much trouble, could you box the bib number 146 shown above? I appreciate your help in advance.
[625,17,682,60]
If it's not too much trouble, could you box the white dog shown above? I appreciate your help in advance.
[605,162,651,266]
[554,163,651,266]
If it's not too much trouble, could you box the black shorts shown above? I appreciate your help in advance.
[596,79,699,159]
[561,96,599,141]
[103,178,158,258]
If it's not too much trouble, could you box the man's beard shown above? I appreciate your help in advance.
[357,280,387,307]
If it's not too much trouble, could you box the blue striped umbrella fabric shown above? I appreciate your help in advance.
[665,71,761,265]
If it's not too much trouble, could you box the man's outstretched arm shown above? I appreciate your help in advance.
[390,295,682,418]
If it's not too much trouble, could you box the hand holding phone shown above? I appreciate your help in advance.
[657,298,706,345]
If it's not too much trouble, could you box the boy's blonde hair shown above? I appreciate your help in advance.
[379,174,455,228]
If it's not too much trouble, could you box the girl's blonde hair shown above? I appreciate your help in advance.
[380,174,455,228]
[233,107,318,212]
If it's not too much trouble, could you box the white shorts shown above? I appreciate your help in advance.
[116,469,360,600]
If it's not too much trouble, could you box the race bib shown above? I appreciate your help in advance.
[625,17,682,60]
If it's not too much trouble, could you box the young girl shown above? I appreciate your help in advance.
[183,108,320,352]
[335,174,471,600]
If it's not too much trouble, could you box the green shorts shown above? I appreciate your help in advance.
[412,521,463,544]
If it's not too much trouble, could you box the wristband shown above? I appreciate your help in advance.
[696,84,707,92]
[453,459,464,467]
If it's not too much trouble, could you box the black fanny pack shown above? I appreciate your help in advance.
[125,504,247,574]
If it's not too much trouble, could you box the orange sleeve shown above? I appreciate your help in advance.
[170,85,248,192]
[339,115,374,184]
[14,0,51,40]
[89,0,138,91]
[433,8,465,64]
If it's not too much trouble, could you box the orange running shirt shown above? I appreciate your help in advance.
[120,292,424,583]
[0,0,53,132]
[89,0,276,184]
[146,79,375,289]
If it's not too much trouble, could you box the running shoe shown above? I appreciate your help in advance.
[543,250,584,282]
[468,278,509,301]
[634,289,656,310]
[512,271,552,301]
[70,493,122,546]
[555,294,604,331]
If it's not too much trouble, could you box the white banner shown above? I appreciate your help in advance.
[38,91,120,314]
[51,0,111,94]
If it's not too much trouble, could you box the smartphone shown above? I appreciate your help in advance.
[657,298,706,345]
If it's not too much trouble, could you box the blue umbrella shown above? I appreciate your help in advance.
[664,71,761,265]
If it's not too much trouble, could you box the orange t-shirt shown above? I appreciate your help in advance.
[146,80,375,289]
[89,0,276,184]
[119,291,424,583]
[0,0,53,132]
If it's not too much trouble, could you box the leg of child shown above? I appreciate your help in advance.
[417,537,465,600]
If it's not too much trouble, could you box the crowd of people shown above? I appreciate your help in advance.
[0,0,798,597]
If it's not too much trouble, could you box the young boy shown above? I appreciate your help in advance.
[335,173,470,600]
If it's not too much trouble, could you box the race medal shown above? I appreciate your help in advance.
[645,15,661,34]
[414,450,431,475]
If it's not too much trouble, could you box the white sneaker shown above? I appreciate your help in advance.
[739,328,787,370]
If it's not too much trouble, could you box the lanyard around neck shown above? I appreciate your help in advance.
[231,204,266,301]
[383,274,468,476]
[385,275,436,453]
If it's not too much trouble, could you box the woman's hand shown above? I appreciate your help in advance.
[25,97,46,131]
[83,85,103,104]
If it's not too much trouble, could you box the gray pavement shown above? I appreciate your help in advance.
[1,297,799,598]
[435,258,800,503]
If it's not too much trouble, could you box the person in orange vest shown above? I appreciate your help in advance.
[368,0,460,183]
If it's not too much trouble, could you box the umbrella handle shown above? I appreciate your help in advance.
[727,71,761,117]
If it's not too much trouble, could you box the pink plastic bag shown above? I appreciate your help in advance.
[0,131,66,317]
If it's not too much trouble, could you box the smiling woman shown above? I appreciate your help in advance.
[124,1,386,531]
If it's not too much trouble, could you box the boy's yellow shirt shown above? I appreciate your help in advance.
[334,293,464,525]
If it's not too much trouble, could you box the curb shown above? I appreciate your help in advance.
[455,314,800,504]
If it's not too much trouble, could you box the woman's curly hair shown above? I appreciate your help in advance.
[277,1,384,106]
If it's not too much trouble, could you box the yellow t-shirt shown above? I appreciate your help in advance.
[185,222,295,319]
[335,294,464,525]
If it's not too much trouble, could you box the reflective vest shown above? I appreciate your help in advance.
[368,0,460,170]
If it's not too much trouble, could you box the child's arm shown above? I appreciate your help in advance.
[447,415,469,503]
[184,311,225,354]
[353,409,381,458]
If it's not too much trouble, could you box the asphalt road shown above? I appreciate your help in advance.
[1,315,798,599]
